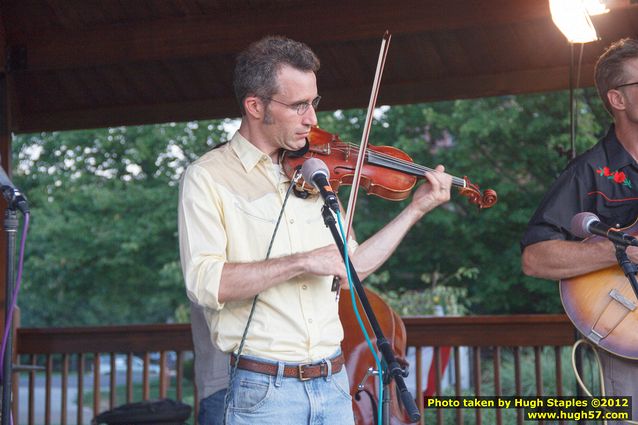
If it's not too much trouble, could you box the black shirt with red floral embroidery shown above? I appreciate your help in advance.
[521,125,638,250]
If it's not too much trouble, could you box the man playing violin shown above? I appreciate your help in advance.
[179,35,452,424]
[521,38,638,423]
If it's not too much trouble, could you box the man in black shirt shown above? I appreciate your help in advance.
[522,38,638,423]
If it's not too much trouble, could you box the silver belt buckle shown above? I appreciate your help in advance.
[298,363,312,381]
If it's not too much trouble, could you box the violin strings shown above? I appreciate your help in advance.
[333,143,447,179]
[332,142,466,187]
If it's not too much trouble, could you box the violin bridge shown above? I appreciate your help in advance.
[316,144,331,155]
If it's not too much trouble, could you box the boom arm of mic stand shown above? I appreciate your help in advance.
[321,206,421,423]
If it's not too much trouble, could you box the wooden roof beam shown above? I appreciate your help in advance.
[0,5,6,73]
[8,0,554,72]
[12,63,589,133]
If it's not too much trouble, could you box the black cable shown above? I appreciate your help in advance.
[222,169,302,423]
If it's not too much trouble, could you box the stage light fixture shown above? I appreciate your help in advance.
[549,0,608,43]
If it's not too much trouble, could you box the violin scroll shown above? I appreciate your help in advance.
[459,177,498,209]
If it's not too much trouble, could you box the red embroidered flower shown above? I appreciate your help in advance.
[614,171,626,184]
[596,165,632,189]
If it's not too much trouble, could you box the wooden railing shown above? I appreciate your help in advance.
[14,324,195,425]
[403,314,577,425]
[12,315,577,425]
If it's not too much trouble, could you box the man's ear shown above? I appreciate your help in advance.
[244,96,264,119]
[607,89,626,112]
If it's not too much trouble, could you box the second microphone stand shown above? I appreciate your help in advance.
[321,205,420,423]
[614,242,638,300]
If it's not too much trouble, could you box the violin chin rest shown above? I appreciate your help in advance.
[292,185,311,200]
[286,140,310,158]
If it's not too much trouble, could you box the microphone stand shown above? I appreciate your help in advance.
[321,205,421,423]
[613,242,638,300]
[1,190,19,425]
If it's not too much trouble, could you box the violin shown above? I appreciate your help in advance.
[281,127,497,209]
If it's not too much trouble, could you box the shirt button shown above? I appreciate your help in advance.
[289,218,295,224]
[308,319,313,323]
[302,285,308,290]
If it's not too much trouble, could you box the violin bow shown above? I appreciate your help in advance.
[337,30,423,423]
[332,31,390,300]
[343,31,391,234]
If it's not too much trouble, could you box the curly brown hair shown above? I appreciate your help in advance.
[233,36,320,116]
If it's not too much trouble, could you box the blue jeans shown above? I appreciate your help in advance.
[598,348,638,425]
[198,389,227,425]
[225,354,354,425]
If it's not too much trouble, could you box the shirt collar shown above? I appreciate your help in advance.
[605,124,637,169]
[229,131,272,173]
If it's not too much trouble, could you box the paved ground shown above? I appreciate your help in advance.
[13,372,140,425]
[17,385,93,425]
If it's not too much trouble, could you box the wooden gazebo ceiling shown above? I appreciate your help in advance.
[2,0,638,134]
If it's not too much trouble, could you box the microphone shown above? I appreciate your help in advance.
[300,158,340,213]
[0,165,29,214]
[570,212,638,247]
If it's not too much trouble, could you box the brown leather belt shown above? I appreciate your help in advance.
[231,354,345,381]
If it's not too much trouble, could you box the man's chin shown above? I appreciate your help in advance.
[287,138,308,151]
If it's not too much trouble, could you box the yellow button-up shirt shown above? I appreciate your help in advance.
[179,131,346,362]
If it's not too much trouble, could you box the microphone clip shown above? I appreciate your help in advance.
[1,185,29,214]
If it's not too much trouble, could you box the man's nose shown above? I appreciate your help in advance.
[302,105,318,127]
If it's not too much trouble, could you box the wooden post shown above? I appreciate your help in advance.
[0,30,10,342]
[1,20,19,422]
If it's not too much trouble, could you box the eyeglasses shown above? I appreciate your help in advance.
[263,95,321,115]
[614,81,638,90]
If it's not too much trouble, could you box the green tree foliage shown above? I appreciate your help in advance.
[13,121,233,325]
[319,89,607,314]
[12,90,609,326]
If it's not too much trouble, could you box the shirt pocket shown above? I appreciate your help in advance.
[226,196,287,260]
[233,199,278,225]
[597,197,638,229]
